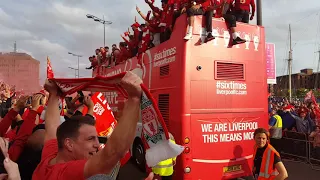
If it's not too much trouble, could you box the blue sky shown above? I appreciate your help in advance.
[0,0,320,83]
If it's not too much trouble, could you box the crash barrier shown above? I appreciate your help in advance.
[277,131,320,170]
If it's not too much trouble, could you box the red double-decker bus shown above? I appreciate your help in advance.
[93,14,268,180]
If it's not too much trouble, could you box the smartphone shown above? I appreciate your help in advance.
[26,96,32,105]
[77,91,84,103]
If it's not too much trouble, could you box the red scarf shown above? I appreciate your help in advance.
[49,72,184,167]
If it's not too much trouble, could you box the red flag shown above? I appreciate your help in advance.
[304,90,313,102]
[82,92,117,137]
[47,56,54,79]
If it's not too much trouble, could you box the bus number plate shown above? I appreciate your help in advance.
[223,165,242,173]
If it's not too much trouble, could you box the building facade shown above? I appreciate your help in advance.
[0,52,40,94]
[273,68,320,94]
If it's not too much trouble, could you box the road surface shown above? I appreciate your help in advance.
[118,159,320,180]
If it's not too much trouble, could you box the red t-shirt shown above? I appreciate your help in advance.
[91,58,98,67]
[234,0,255,12]
[32,139,87,180]
[4,128,17,141]
[215,0,232,18]
[22,106,44,120]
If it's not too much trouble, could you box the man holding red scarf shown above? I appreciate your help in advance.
[232,0,255,23]
[183,0,215,42]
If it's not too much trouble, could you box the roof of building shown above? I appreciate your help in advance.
[0,52,39,63]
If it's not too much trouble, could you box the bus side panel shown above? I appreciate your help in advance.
[190,112,264,179]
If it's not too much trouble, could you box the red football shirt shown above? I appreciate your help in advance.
[32,139,87,180]
[215,0,232,18]
[234,0,255,12]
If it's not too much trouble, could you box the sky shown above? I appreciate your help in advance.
[0,0,320,84]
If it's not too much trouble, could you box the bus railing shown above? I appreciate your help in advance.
[278,131,320,171]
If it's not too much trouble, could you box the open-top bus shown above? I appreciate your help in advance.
[93,14,268,180]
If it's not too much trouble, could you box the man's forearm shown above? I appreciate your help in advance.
[44,94,60,142]
[86,97,140,176]
[106,97,140,156]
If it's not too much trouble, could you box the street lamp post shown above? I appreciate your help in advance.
[86,14,112,47]
[68,52,82,78]
[68,67,78,78]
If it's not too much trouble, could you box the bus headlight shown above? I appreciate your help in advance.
[184,137,190,144]
[184,166,191,173]
[184,146,190,153]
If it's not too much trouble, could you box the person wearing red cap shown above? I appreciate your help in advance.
[131,22,141,56]
[183,0,215,42]
[288,107,316,134]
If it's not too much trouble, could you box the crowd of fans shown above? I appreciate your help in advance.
[268,96,320,160]
[86,0,256,70]
[0,72,155,179]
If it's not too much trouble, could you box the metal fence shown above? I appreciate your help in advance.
[278,131,320,170]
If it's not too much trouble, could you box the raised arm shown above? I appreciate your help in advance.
[43,80,61,142]
[9,94,42,161]
[0,96,30,137]
[84,71,142,178]
[136,6,147,21]
[145,0,162,14]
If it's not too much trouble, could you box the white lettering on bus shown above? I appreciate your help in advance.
[153,47,176,61]
[153,56,176,67]
[201,122,258,143]
[216,81,247,96]
[153,47,177,67]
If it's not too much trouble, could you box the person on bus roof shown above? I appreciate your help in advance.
[183,0,215,42]
[145,0,173,43]
[252,128,288,180]
[231,0,255,23]
[215,0,246,45]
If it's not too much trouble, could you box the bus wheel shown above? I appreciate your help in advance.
[132,139,146,172]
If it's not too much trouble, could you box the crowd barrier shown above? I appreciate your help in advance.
[278,131,320,171]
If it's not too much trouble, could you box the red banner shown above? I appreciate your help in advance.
[82,92,130,166]
[82,92,117,137]
[47,56,54,79]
